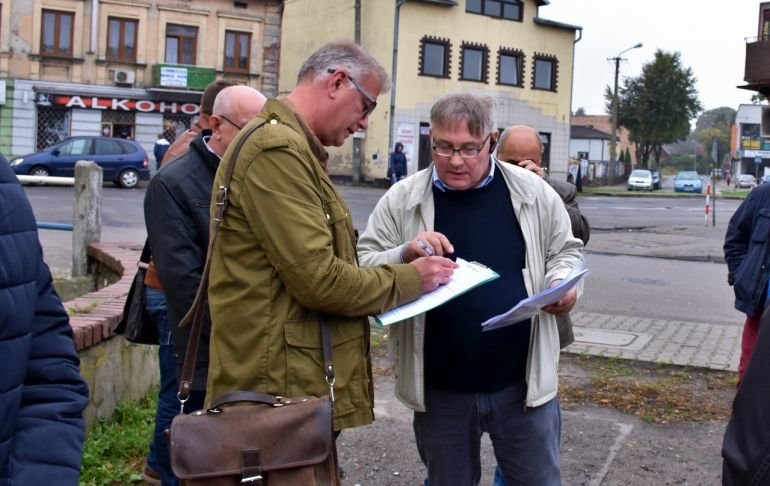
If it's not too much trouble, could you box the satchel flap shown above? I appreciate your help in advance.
[169,395,333,480]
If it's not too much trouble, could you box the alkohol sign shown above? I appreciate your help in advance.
[41,94,200,115]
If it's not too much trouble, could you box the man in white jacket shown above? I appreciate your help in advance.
[358,92,583,486]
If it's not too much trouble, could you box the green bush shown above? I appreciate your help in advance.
[80,390,158,485]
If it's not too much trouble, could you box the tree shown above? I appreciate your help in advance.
[574,107,586,116]
[692,107,735,166]
[605,50,702,168]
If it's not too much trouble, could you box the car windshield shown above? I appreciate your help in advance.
[631,170,650,177]
[677,172,698,180]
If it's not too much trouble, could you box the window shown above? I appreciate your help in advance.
[107,17,137,63]
[466,0,522,21]
[94,139,124,155]
[419,36,451,78]
[41,10,74,57]
[59,139,92,156]
[224,30,251,72]
[460,43,488,83]
[497,48,523,86]
[532,55,557,91]
[165,24,198,65]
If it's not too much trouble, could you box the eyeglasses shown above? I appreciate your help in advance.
[327,68,377,118]
[218,114,243,131]
[432,133,492,158]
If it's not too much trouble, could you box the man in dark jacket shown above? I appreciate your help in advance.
[389,142,407,185]
[722,304,770,485]
[143,85,265,481]
[0,156,89,484]
[724,182,770,380]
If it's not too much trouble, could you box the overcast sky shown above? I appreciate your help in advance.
[540,0,762,118]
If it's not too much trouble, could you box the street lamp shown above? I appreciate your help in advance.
[608,42,642,185]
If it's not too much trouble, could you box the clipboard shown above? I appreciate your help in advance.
[374,258,499,327]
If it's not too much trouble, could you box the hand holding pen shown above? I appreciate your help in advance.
[402,231,456,263]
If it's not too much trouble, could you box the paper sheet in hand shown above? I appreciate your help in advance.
[480,261,589,332]
[374,258,499,327]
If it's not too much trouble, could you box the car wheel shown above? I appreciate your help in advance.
[29,166,51,177]
[117,168,139,189]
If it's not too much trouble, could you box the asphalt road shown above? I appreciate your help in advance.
[26,183,742,325]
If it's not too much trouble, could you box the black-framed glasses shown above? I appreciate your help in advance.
[218,114,243,130]
[327,68,377,117]
[432,133,492,158]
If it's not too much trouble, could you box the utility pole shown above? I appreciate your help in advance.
[352,0,362,185]
[608,43,642,185]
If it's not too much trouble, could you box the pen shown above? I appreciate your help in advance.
[416,239,434,256]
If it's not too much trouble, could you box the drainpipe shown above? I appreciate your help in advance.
[352,0,362,185]
[90,0,99,54]
[387,0,406,158]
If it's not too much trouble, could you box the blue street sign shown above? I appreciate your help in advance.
[755,155,763,165]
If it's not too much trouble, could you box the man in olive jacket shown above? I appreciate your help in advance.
[205,41,455,431]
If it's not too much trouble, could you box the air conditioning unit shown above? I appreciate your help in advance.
[113,69,135,85]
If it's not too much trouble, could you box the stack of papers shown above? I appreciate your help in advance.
[374,258,499,327]
[480,261,589,332]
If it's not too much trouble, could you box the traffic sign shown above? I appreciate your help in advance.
[755,155,763,165]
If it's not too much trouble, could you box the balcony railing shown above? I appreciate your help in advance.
[745,38,770,84]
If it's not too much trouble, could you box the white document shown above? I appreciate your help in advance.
[374,258,499,327]
[480,261,589,332]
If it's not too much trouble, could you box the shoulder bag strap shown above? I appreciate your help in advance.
[176,118,335,405]
[177,119,267,401]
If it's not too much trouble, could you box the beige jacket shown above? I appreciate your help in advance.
[357,161,584,410]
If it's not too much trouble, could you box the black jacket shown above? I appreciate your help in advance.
[144,132,219,390]
[0,158,88,483]
[724,183,770,316]
[722,305,770,485]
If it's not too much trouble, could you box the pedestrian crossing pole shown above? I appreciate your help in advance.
[711,137,718,227]
[705,182,710,226]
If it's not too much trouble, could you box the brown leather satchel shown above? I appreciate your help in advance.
[167,117,340,485]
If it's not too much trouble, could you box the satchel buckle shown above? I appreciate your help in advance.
[214,186,228,222]
[241,475,263,485]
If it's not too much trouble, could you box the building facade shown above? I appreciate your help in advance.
[279,0,580,182]
[0,0,281,159]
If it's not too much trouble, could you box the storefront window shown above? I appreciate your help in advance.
[36,107,70,150]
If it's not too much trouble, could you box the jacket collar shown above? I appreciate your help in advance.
[406,157,537,211]
[266,98,329,171]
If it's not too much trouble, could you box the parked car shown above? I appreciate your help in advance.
[673,171,703,193]
[8,136,150,188]
[736,174,757,189]
[627,169,654,191]
[651,170,661,190]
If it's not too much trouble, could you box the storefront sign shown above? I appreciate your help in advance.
[397,123,417,175]
[159,66,188,88]
[46,94,199,115]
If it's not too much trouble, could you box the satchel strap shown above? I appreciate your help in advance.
[177,118,267,401]
[177,116,336,406]
[139,238,151,265]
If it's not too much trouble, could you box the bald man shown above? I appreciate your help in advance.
[142,85,266,485]
[497,125,590,244]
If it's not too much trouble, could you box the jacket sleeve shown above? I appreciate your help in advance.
[239,145,422,316]
[547,177,591,245]
[357,186,412,267]
[724,193,756,285]
[9,259,89,484]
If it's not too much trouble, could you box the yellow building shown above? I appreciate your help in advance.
[0,0,282,158]
[280,0,580,181]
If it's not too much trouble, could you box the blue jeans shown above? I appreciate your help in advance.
[145,288,179,486]
[414,382,561,486]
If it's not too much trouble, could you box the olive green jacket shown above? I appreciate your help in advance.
[205,98,422,430]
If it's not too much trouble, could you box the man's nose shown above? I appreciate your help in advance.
[357,115,369,131]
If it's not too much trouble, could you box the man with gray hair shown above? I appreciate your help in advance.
[358,92,583,485]
[204,40,456,443]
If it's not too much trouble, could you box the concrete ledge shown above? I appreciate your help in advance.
[67,241,158,426]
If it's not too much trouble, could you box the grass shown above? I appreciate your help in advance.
[559,354,737,423]
[67,301,101,316]
[80,390,157,485]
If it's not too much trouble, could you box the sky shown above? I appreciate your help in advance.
[540,0,762,118]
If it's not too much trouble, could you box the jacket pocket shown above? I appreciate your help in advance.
[283,318,367,418]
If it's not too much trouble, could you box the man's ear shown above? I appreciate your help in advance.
[325,70,344,100]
